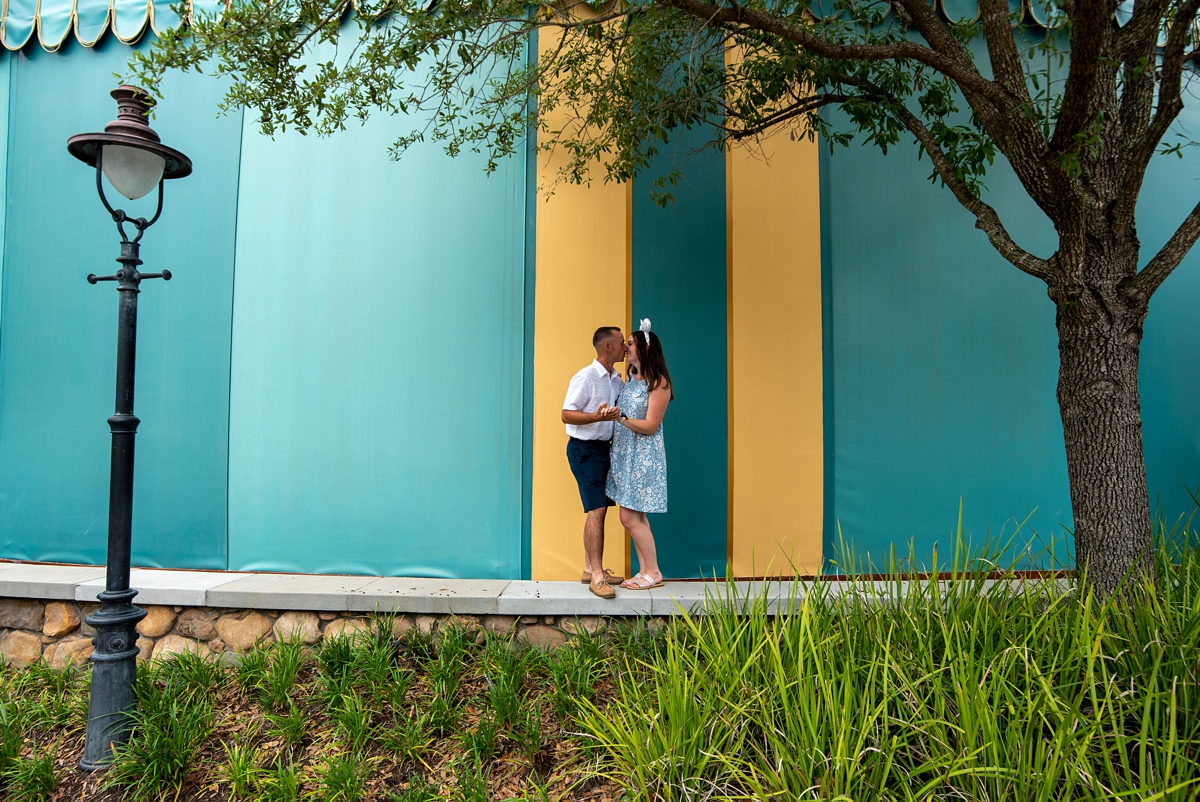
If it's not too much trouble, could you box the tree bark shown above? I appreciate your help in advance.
[1051,244,1156,599]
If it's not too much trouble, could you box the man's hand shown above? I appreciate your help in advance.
[594,404,621,422]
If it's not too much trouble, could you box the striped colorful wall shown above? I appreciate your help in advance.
[0,21,1197,580]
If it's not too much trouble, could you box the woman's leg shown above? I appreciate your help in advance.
[621,509,649,573]
[619,507,661,582]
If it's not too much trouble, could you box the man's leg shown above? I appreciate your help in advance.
[583,507,607,586]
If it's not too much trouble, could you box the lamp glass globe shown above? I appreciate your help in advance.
[101,144,166,200]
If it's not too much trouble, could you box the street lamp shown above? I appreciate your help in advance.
[67,86,192,770]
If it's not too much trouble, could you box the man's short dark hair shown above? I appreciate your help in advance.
[593,326,622,347]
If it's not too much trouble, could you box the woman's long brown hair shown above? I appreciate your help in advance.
[629,330,674,400]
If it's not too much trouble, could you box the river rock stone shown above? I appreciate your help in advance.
[47,637,94,670]
[0,630,43,666]
[274,612,321,644]
[453,614,481,632]
[78,604,100,637]
[42,602,81,637]
[482,615,518,637]
[137,606,177,638]
[175,609,217,641]
[324,618,371,641]
[318,611,338,621]
[414,615,439,635]
[216,611,272,652]
[136,637,155,662]
[560,616,604,637]
[518,625,566,650]
[0,599,44,630]
[152,635,202,660]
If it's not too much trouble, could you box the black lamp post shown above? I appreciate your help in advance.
[67,86,192,770]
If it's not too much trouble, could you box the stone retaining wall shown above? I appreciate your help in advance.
[0,598,646,669]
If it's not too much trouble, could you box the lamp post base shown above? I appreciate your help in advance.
[79,588,146,770]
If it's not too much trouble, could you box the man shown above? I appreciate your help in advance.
[562,326,627,599]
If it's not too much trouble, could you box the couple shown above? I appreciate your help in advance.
[562,320,674,599]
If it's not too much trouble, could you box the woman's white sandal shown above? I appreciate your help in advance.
[620,573,664,590]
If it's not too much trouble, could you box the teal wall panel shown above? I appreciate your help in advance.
[521,74,537,580]
[1138,102,1200,523]
[822,120,1071,569]
[821,103,1200,570]
[225,80,530,578]
[631,133,728,579]
[0,40,241,568]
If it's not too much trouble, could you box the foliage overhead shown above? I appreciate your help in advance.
[132,0,1200,279]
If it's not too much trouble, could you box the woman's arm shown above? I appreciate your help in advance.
[619,384,671,435]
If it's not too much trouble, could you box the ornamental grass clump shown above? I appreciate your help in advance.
[1,748,57,802]
[580,524,1200,801]
[0,661,87,801]
[104,664,215,800]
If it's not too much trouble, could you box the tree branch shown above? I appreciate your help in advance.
[1048,0,1118,154]
[722,93,845,140]
[1115,0,1200,221]
[1129,197,1200,299]
[894,0,1069,218]
[896,105,1053,281]
[976,0,1032,102]
[659,0,1009,109]
[1115,0,1167,165]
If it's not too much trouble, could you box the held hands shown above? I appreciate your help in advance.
[593,403,622,422]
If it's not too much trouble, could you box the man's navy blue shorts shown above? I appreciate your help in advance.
[566,437,615,513]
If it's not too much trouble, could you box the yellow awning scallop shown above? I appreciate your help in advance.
[1,0,226,51]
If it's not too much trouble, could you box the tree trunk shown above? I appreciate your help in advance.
[1052,248,1156,600]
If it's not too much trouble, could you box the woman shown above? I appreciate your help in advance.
[606,319,674,590]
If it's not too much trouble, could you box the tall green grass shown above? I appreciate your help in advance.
[0,661,87,801]
[580,527,1200,801]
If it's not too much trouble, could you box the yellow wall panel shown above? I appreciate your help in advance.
[728,135,824,577]
[530,30,629,580]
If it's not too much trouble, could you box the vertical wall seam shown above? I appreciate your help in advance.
[223,104,247,572]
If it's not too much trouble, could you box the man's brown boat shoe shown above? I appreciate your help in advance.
[588,580,616,600]
[580,568,625,585]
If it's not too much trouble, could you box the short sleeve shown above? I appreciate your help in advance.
[563,373,590,411]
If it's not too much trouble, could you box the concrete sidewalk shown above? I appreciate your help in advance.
[0,561,812,617]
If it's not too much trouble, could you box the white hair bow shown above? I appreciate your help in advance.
[639,318,651,345]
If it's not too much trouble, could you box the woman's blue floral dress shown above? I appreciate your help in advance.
[606,377,667,513]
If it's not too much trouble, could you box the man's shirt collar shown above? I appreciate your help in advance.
[591,359,620,380]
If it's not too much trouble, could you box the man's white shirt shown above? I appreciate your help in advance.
[563,360,625,440]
